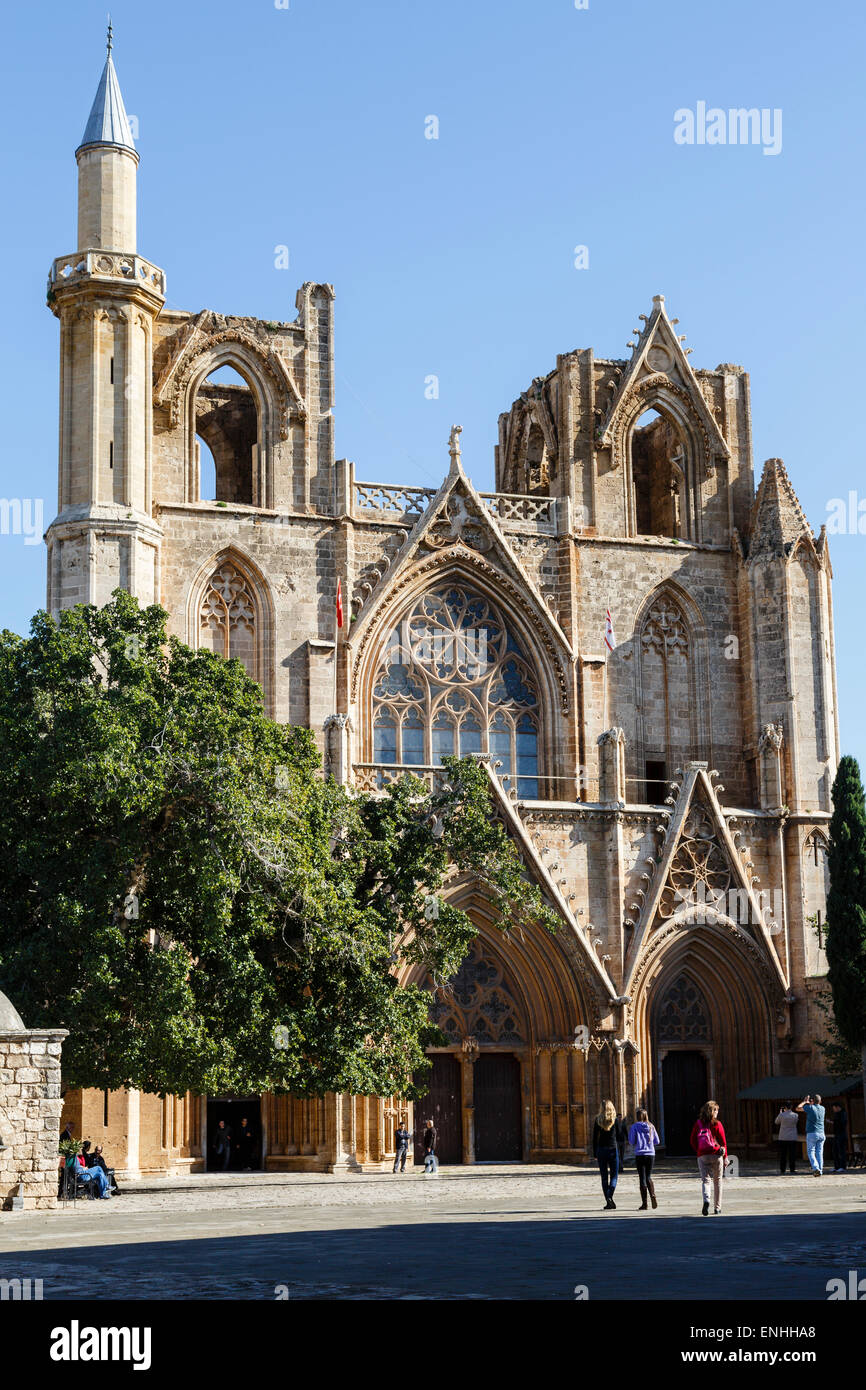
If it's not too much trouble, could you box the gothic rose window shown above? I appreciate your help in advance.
[372,586,540,797]
[658,804,731,919]
[199,560,258,680]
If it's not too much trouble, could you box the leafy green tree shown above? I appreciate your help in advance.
[0,592,555,1099]
[824,755,866,1114]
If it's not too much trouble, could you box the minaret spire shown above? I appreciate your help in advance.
[77,24,136,155]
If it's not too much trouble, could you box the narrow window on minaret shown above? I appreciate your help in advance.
[109,441,114,470]
[110,356,114,385]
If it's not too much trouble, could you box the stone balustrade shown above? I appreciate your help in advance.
[49,250,166,296]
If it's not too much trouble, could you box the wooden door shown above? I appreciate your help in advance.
[474,1053,522,1160]
[413,1054,462,1164]
[661,1050,708,1155]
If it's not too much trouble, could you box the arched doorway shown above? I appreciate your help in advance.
[475,1053,522,1160]
[655,973,712,1154]
[661,1051,707,1155]
[413,1055,462,1164]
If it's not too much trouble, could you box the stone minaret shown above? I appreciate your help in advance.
[45,30,165,614]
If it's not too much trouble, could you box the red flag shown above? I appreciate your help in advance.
[336,578,344,630]
[604,608,615,651]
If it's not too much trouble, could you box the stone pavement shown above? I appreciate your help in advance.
[1,1161,864,1300]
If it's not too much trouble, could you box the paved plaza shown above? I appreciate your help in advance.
[1,1162,864,1300]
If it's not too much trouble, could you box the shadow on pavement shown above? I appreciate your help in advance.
[1,1209,864,1300]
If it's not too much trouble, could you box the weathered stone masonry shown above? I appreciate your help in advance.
[45,48,844,1173]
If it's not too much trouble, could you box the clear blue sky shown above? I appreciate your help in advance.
[1,0,863,771]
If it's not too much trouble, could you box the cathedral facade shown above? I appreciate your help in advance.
[49,51,839,1174]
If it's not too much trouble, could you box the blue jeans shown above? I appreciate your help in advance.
[79,1166,111,1198]
[806,1133,825,1173]
[597,1147,618,1201]
[423,1152,438,1173]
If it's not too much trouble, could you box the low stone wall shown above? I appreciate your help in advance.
[0,1028,68,1210]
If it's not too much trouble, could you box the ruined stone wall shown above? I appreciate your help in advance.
[0,1028,67,1210]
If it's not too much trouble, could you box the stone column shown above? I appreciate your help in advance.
[0,993,67,1211]
[460,1051,476,1164]
[598,727,626,804]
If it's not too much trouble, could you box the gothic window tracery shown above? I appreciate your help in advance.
[659,804,731,919]
[199,559,258,680]
[372,586,540,797]
[427,943,525,1045]
[638,591,697,795]
[657,974,711,1042]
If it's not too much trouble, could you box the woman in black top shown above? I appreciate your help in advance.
[593,1100,619,1210]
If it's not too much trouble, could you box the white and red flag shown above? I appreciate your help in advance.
[336,578,344,630]
[604,608,615,652]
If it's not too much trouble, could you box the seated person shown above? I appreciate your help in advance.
[77,1161,111,1198]
[92,1144,121,1194]
[66,1145,111,1198]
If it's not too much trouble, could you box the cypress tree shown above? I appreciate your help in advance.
[824,755,866,1116]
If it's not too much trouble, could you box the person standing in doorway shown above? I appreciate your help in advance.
[593,1099,620,1210]
[213,1118,232,1171]
[422,1118,438,1175]
[774,1101,800,1174]
[690,1100,727,1215]
[393,1118,410,1173]
[628,1107,660,1210]
[830,1101,849,1173]
[236,1115,257,1170]
[796,1094,825,1175]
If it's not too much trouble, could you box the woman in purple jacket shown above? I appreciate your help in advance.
[628,1107,661,1210]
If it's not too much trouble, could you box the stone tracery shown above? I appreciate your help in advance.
[371,584,540,797]
[199,559,258,680]
[428,943,525,1045]
[658,803,732,919]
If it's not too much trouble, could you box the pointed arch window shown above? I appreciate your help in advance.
[630,407,688,539]
[638,592,696,799]
[199,560,259,681]
[372,586,540,797]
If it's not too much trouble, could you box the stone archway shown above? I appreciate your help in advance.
[405,900,598,1163]
[631,914,781,1150]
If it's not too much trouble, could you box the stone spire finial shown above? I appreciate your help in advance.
[448,424,463,473]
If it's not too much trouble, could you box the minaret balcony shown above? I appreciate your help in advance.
[48,250,166,299]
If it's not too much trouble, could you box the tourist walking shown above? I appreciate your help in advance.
[774,1102,800,1174]
[690,1101,727,1215]
[628,1107,660,1210]
[796,1094,825,1175]
[830,1101,848,1173]
[593,1099,620,1210]
[393,1120,410,1173]
[422,1118,439,1175]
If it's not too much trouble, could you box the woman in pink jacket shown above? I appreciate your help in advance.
[690,1100,728,1216]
